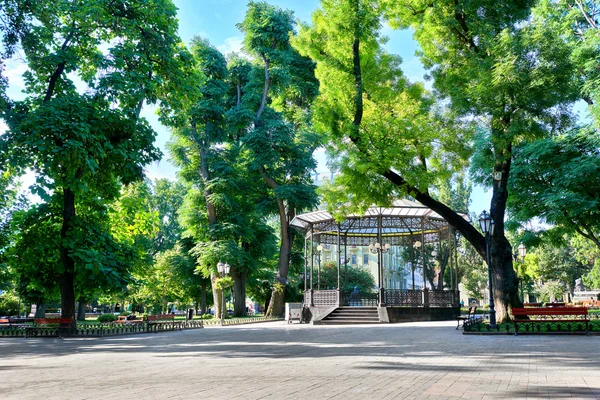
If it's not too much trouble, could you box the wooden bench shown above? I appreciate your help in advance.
[27,318,74,338]
[145,314,181,332]
[512,307,588,335]
[456,306,479,329]
[116,315,143,324]
[0,318,9,324]
[145,314,175,323]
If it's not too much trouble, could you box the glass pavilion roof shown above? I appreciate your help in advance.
[290,199,469,246]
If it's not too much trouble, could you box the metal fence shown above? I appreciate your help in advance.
[340,291,378,307]
[384,289,423,306]
[0,320,203,338]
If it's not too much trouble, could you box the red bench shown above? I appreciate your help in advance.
[512,307,588,335]
[24,318,74,338]
[34,318,74,326]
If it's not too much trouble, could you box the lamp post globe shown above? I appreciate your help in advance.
[478,210,496,328]
[518,243,526,260]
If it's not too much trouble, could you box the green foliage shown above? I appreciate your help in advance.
[535,241,589,293]
[97,313,116,323]
[510,129,600,250]
[539,281,565,303]
[215,276,233,290]
[320,261,376,292]
[0,291,19,316]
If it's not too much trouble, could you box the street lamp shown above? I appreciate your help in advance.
[478,211,496,327]
[513,243,527,302]
[368,242,391,254]
[369,242,391,303]
[217,260,230,325]
[412,240,422,290]
[518,243,526,260]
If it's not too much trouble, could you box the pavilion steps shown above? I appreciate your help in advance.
[319,307,381,325]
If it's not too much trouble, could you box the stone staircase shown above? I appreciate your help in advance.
[318,307,380,325]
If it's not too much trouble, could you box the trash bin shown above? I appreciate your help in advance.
[285,303,302,323]
[187,308,194,321]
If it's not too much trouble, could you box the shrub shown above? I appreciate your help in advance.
[119,311,129,316]
[97,314,116,323]
[0,292,20,316]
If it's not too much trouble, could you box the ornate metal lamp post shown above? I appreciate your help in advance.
[217,260,230,325]
[369,242,391,305]
[478,211,496,327]
[413,240,422,290]
[514,243,527,302]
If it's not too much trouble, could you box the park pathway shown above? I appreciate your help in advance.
[1,320,600,399]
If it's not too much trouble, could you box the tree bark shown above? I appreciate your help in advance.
[231,269,248,317]
[34,303,46,319]
[211,272,223,319]
[59,188,76,328]
[77,298,86,321]
[265,199,294,317]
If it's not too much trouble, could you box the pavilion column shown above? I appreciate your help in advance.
[448,229,453,291]
[317,236,321,290]
[344,233,348,298]
[310,224,314,306]
[304,236,307,292]
[438,231,443,290]
[410,234,415,290]
[378,215,385,306]
[421,219,426,291]
[337,224,341,306]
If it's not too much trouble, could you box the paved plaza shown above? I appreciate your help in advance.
[2,321,600,399]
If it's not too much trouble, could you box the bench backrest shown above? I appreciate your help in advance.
[0,318,9,324]
[524,302,543,307]
[512,307,588,316]
[146,314,174,321]
[34,318,74,325]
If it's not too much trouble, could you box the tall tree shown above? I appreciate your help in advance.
[296,0,577,321]
[0,0,184,325]
[238,1,319,317]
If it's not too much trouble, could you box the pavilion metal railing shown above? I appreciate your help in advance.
[307,289,459,308]
[340,291,379,307]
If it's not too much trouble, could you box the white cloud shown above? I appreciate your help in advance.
[217,36,244,55]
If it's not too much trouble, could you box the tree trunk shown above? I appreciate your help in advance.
[34,303,46,319]
[77,298,86,321]
[264,291,272,316]
[200,281,207,315]
[437,250,449,290]
[59,188,76,328]
[232,269,248,317]
[266,200,294,317]
[211,272,223,319]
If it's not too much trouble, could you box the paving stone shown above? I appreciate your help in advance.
[1,320,600,399]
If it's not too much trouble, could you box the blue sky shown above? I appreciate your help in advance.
[4,0,491,215]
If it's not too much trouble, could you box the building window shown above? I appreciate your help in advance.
[325,256,330,262]
[351,255,357,264]
[363,254,369,265]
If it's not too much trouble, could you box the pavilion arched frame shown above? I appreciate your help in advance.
[290,200,467,313]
